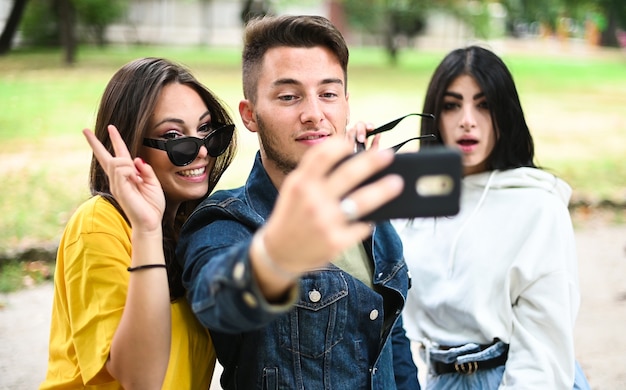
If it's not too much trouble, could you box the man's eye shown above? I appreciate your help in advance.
[278,95,297,101]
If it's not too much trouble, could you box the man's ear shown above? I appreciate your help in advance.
[239,99,258,133]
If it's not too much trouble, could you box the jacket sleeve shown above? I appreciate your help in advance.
[392,313,421,389]
[502,202,578,389]
[178,211,297,333]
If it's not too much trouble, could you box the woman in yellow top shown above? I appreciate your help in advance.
[40,57,237,389]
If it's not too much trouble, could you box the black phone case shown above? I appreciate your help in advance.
[359,147,462,222]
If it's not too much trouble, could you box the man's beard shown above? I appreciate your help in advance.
[256,113,298,176]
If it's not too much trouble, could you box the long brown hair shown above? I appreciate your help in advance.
[89,57,238,299]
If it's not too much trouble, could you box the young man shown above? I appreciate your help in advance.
[178,15,420,389]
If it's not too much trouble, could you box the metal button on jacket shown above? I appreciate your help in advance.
[233,262,245,282]
[308,289,321,303]
[243,291,258,308]
[369,309,379,320]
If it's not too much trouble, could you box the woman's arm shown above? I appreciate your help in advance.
[505,204,578,388]
[84,126,171,389]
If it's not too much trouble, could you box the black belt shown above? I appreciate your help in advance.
[432,347,508,375]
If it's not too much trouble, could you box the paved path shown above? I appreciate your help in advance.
[1,224,625,389]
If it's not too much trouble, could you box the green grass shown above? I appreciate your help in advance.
[0,259,54,293]
[0,261,25,293]
[1,43,625,258]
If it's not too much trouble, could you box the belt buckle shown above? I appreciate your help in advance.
[454,361,478,375]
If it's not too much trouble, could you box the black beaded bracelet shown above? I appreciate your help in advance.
[127,264,167,272]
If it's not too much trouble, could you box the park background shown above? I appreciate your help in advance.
[1,0,625,389]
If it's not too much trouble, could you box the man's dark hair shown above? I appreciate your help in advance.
[241,15,349,103]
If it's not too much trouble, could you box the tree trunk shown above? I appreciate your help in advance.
[600,13,619,48]
[0,0,30,55]
[56,0,76,65]
[384,13,398,66]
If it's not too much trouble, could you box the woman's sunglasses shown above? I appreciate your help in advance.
[356,113,437,153]
[143,123,235,167]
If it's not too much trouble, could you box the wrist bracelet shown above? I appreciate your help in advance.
[127,264,167,272]
[253,228,300,282]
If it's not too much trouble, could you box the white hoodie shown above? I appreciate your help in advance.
[394,167,579,389]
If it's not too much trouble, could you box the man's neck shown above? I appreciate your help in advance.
[260,156,292,191]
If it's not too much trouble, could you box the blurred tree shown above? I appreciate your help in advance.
[0,0,29,55]
[20,0,59,46]
[339,0,624,55]
[74,0,127,46]
[341,0,427,64]
[241,0,272,24]
[18,0,126,63]
[55,0,77,65]
[440,0,494,39]
[340,0,517,62]
[501,0,625,47]
[595,0,626,47]
[502,0,561,33]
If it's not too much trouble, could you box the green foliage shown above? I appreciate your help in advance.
[595,0,626,28]
[446,1,494,39]
[0,261,24,293]
[0,260,53,293]
[507,0,562,27]
[340,0,624,44]
[19,0,128,47]
[388,5,426,37]
[342,0,383,33]
[342,0,427,36]
[20,0,59,46]
[0,167,89,254]
[501,0,625,41]
[75,0,128,46]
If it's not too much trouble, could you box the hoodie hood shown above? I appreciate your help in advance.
[464,167,572,206]
[394,167,573,278]
[443,167,571,277]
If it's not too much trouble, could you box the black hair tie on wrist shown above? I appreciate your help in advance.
[127,264,167,272]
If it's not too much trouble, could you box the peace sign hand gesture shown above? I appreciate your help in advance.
[83,125,166,233]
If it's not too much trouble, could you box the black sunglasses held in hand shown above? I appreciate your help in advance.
[355,113,437,153]
[143,123,235,166]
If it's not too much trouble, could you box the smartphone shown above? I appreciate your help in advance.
[357,147,462,222]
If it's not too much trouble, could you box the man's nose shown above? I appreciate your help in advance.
[299,97,323,125]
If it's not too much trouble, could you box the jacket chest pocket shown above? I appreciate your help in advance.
[278,271,349,359]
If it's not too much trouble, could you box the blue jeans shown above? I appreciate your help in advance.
[423,341,591,389]
[573,361,591,390]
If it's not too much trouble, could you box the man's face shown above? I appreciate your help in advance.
[239,45,349,186]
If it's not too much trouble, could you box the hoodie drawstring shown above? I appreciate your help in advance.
[446,171,496,277]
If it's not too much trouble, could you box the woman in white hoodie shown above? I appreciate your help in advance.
[394,46,590,389]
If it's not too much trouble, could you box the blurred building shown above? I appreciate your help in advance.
[104,0,326,47]
[0,0,506,50]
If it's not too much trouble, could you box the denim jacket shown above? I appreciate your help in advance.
[179,153,419,390]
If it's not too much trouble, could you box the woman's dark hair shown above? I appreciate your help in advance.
[89,57,238,300]
[241,14,349,103]
[420,45,536,170]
